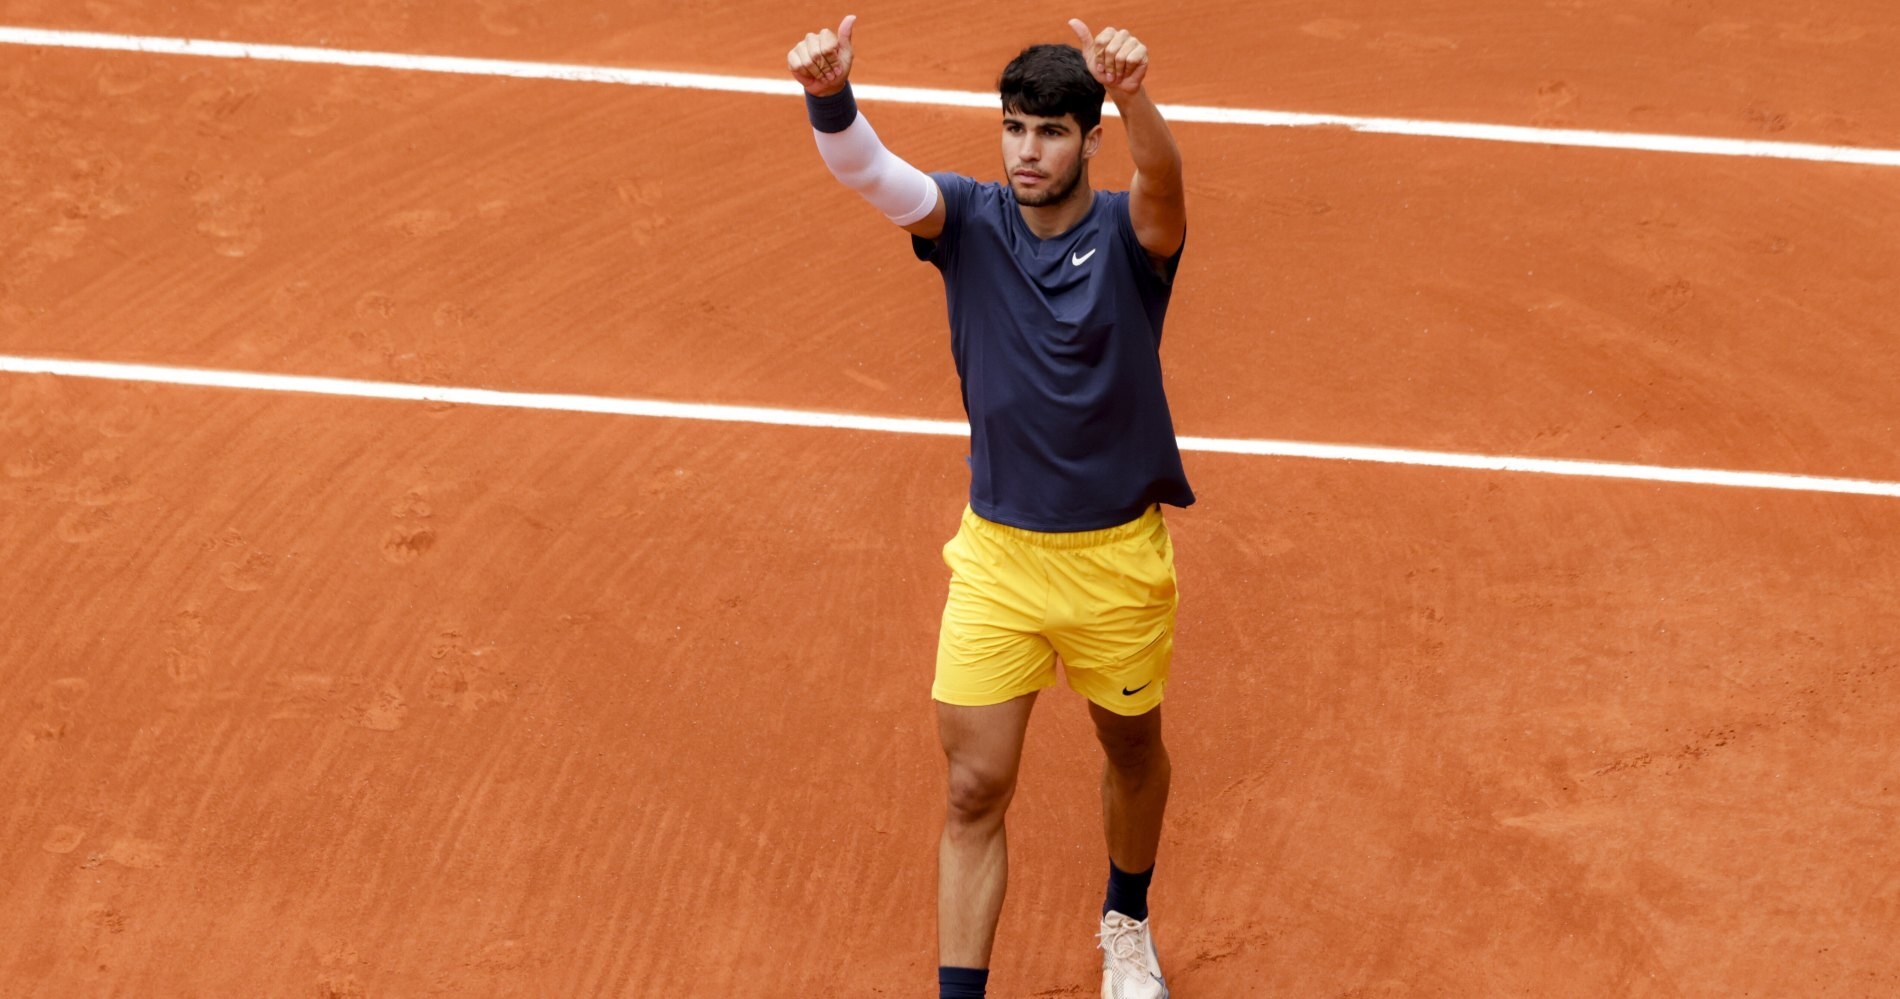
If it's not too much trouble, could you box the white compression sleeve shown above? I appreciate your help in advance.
[812,113,939,226]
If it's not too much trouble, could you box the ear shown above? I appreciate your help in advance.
[1083,123,1105,160]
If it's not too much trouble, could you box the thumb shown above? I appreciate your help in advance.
[839,13,857,45]
[1067,18,1093,49]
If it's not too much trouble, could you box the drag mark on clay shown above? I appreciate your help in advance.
[1583,643,1899,785]
[1588,723,1750,778]
[1176,928,1252,976]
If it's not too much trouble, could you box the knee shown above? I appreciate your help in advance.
[945,762,1016,826]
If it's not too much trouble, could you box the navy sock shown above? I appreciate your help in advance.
[938,966,988,998]
[1104,859,1155,922]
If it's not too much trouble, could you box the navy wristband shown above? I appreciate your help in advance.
[805,82,859,134]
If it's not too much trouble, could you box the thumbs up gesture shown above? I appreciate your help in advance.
[1068,19,1148,96]
[788,15,858,97]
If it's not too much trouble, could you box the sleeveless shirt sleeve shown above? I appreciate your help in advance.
[1111,190,1185,286]
[911,172,976,268]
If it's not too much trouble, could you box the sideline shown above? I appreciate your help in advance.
[4,354,1897,500]
[2,25,1898,168]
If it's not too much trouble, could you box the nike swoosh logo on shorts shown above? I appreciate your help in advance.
[1120,629,1168,696]
[1070,248,1097,266]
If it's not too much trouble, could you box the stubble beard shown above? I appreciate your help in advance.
[1013,160,1086,208]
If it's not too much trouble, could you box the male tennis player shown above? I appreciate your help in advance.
[789,16,1190,999]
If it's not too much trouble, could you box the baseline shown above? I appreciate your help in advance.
[2,25,1898,168]
[4,354,1896,500]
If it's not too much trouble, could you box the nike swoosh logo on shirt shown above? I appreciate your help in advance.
[1070,248,1097,266]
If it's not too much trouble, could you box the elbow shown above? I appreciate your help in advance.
[1153,152,1184,184]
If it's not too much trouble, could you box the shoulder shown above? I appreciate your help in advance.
[930,173,1012,234]
[931,173,1007,210]
[1097,188,1134,218]
[1099,190,1182,284]
[914,174,1007,264]
[1092,189,1137,239]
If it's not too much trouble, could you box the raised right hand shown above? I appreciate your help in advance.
[787,15,857,96]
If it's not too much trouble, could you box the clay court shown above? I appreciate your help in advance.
[3,2,1898,995]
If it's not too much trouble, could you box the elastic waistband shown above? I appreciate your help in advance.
[960,505,1162,549]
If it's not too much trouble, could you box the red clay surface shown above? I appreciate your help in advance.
[4,0,1899,145]
[5,47,1899,479]
[4,3,1900,996]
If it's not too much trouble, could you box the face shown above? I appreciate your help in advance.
[1001,111,1102,207]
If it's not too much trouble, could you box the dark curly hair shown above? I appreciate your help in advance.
[998,44,1106,132]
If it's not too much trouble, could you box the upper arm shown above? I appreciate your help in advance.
[911,172,973,264]
[901,182,947,240]
[1128,167,1186,262]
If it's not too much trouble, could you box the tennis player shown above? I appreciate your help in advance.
[789,16,1191,999]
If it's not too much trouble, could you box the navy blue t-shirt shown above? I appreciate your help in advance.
[912,172,1194,532]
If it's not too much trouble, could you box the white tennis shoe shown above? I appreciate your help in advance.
[1098,910,1169,999]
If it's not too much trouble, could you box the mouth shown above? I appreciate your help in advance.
[1012,170,1046,184]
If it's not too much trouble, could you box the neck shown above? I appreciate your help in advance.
[1016,183,1095,239]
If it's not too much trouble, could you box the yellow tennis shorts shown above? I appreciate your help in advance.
[934,504,1177,716]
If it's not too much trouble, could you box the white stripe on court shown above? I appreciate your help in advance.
[2,25,1898,168]
[4,354,1897,500]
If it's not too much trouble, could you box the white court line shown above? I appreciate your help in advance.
[4,355,1897,500]
[3,25,1899,168]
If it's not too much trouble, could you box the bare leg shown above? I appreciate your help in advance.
[937,693,1037,968]
[1090,702,1170,875]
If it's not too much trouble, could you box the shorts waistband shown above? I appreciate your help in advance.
[959,505,1162,549]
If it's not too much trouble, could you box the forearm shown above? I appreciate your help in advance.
[808,85,938,225]
[1110,90,1183,186]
